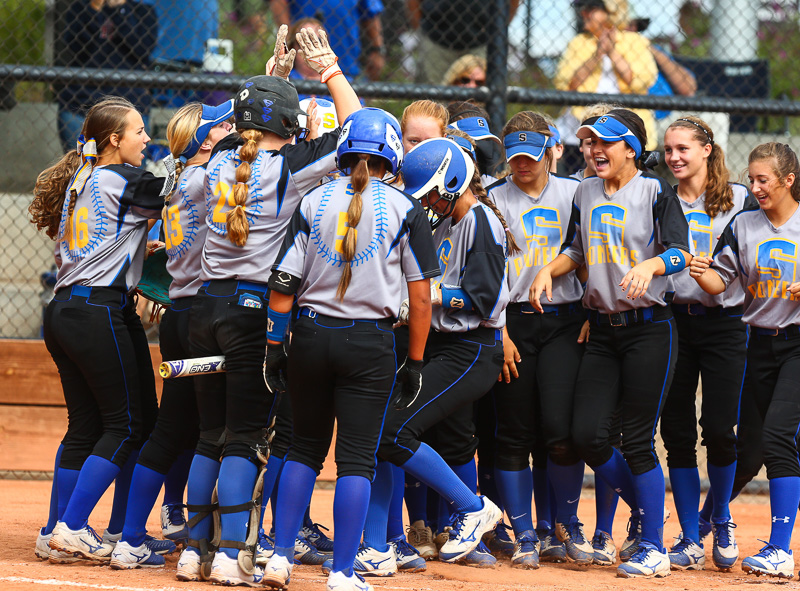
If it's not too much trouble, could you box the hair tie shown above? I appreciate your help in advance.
[641,150,661,170]
[676,118,714,146]
[67,134,99,198]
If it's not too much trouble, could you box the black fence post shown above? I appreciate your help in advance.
[486,0,509,134]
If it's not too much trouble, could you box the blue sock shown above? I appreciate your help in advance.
[592,448,639,513]
[633,466,665,550]
[477,462,503,511]
[495,467,534,535]
[56,466,80,523]
[450,459,478,494]
[768,476,800,550]
[273,461,316,560]
[333,476,371,576]
[363,462,392,550]
[707,462,736,523]
[669,467,700,542]
[163,449,193,506]
[531,466,552,532]
[428,490,442,533]
[387,464,406,540]
[699,489,713,522]
[593,473,619,535]
[218,456,259,559]
[107,450,139,535]
[121,464,166,546]
[62,455,121,530]
[44,445,64,534]
[259,455,284,530]
[186,454,221,551]
[400,443,481,514]
[404,473,428,524]
[548,458,585,524]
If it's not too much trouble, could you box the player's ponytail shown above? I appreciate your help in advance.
[228,129,262,246]
[471,169,521,255]
[163,104,201,233]
[30,151,82,240]
[336,155,369,300]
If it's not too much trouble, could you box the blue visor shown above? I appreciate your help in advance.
[181,99,235,161]
[548,124,562,145]
[449,116,501,144]
[503,131,555,162]
[445,130,477,161]
[576,115,642,159]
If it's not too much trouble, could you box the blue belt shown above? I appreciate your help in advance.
[201,279,269,296]
[672,303,743,317]
[754,325,800,338]
[298,307,394,329]
[508,301,582,315]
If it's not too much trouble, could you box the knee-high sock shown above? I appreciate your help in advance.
[768,477,800,550]
[107,450,139,534]
[633,466,665,550]
[333,476,371,576]
[163,449,193,506]
[273,461,316,560]
[62,456,121,530]
[707,461,736,523]
[44,445,64,534]
[56,466,80,523]
[699,489,713,523]
[531,466,552,532]
[593,473,619,535]
[387,464,406,540]
[495,467,534,536]
[404,473,429,524]
[217,456,259,559]
[121,464,166,546]
[591,448,639,513]
[548,459,585,524]
[669,467,700,542]
[400,443,481,514]
[478,461,503,511]
[363,461,393,550]
[258,455,284,532]
[186,454,221,551]
[450,459,478,494]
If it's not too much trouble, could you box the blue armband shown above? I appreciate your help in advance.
[440,285,473,311]
[267,309,291,343]
[658,248,685,276]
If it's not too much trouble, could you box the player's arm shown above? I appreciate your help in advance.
[529,253,580,311]
[406,278,432,362]
[688,256,726,295]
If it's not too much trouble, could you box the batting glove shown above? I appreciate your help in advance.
[396,298,410,325]
[392,357,424,410]
[263,344,288,396]
[266,24,297,79]
[295,27,341,83]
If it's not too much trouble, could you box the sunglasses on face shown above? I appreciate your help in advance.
[457,76,486,85]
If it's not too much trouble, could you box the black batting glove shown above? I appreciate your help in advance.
[392,357,425,410]
[263,343,288,396]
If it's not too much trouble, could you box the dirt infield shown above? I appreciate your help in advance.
[2,480,798,591]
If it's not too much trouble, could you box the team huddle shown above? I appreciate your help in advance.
[27,24,800,591]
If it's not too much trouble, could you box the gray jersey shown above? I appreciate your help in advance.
[669,183,756,308]
[712,203,800,330]
[489,174,583,304]
[561,171,692,314]
[273,177,439,319]
[430,202,509,332]
[165,165,208,299]
[55,164,165,292]
[202,132,339,282]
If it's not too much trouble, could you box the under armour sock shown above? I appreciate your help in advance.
[401,443,481,514]
[495,467,534,536]
[404,473,429,524]
[386,464,406,540]
[632,465,665,550]
[450,459,478,494]
[707,461,736,523]
[531,465,552,532]
[259,455,284,530]
[163,449,193,506]
[593,473,619,535]
[768,476,800,550]
[44,445,64,534]
[592,448,639,513]
[548,458,585,524]
[273,461,316,560]
[217,456,259,559]
[477,461,502,511]
[107,450,139,535]
[121,464,166,546]
[56,465,80,523]
[62,455,121,530]
[669,467,701,542]
[186,453,221,551]
[363,461,392,551]
[333,476,371,575]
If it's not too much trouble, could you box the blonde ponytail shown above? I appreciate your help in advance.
[336,155,369,300]
[227,129,262,246]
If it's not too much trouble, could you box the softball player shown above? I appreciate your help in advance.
[108,100,235,569]
[690,142,800,579]
[531,109,692,578]
[30,97,166,562]
[659,116,756,572]
[488,111,587,568]
[175,27,361,586]
[262,108,438,591]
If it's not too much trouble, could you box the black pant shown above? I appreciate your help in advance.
[138,297,200,474]
[379,328,504,466]
[493,308,585,471]
[660,310,747,469]
[189,280,276,463]
[285,313,397,480]
[572,312,678,475]
[746,330,800,480]
[45,285,158,469]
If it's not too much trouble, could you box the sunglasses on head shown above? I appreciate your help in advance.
[457,76,486,85]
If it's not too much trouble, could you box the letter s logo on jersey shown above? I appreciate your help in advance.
[437,239,453,276]
[750,238,798,301]
[685,211,713,257]
[521,207,561,248]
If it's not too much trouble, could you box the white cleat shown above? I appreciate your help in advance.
[439,497,502,563]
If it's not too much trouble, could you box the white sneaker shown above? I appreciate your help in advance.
[742,543,794,579]
[591,531,616,566]
[160,503,189,542]
[209,552,265,587]
[668,537,705,570]
[439,497,502,563]
[555,518,594,565]
[36,529,81,564]
[176,547,204,582]
[49,522,112,562]
[110,540,165,569]
[263,553,293,589]
[616,543,671,578]
[255,530,275,567]
[711,520,739,571]
[101,530,121,554]
[389,536,426,572]
[406,520,437,560]
[326,570,374,591]
[352,544,397,576]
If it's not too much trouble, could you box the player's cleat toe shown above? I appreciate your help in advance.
[209,551,264,587]
[711,520,738,571]
[110,540,165,569]
[295,534,328,565]
[160,503,189,544]
[742,543,794,579]
[538,529,567,563]
[352,544,397,576]
[619,513,641,562]
[668,537,705,570]
[389,536,426,572]
[511,530,539,569]
[176,547,204,581]
[144,534,177,555]
[326,569,374,591]
[591,531,616,565]
[37,528,81,563]
[439,496,502,562]
[454,541,496,568]
[555,517,594,565]
[616,543,670,578]
[263,554,293,589]
[49,522,113,562]
[406,520,437,560]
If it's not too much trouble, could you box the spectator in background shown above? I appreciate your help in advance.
[442,55,487,87]
[146,0,218,71]
[270,0,386,80]
[57,0,158,153]
[408,0,519,84]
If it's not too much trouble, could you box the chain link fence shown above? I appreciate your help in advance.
[1,0,795,491]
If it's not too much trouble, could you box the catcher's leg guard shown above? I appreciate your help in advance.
[217,465,267,575]
[186,485,220,580]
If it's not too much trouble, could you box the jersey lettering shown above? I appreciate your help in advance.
[212,181,236,226]
[685,210,713,257]
[513,206,561,276]
[437,238,453,276]
[68,206,90,251]
[749,238,799,301]
[334,211,357,254]
[586,203,639,267]
[164,204,184,250]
